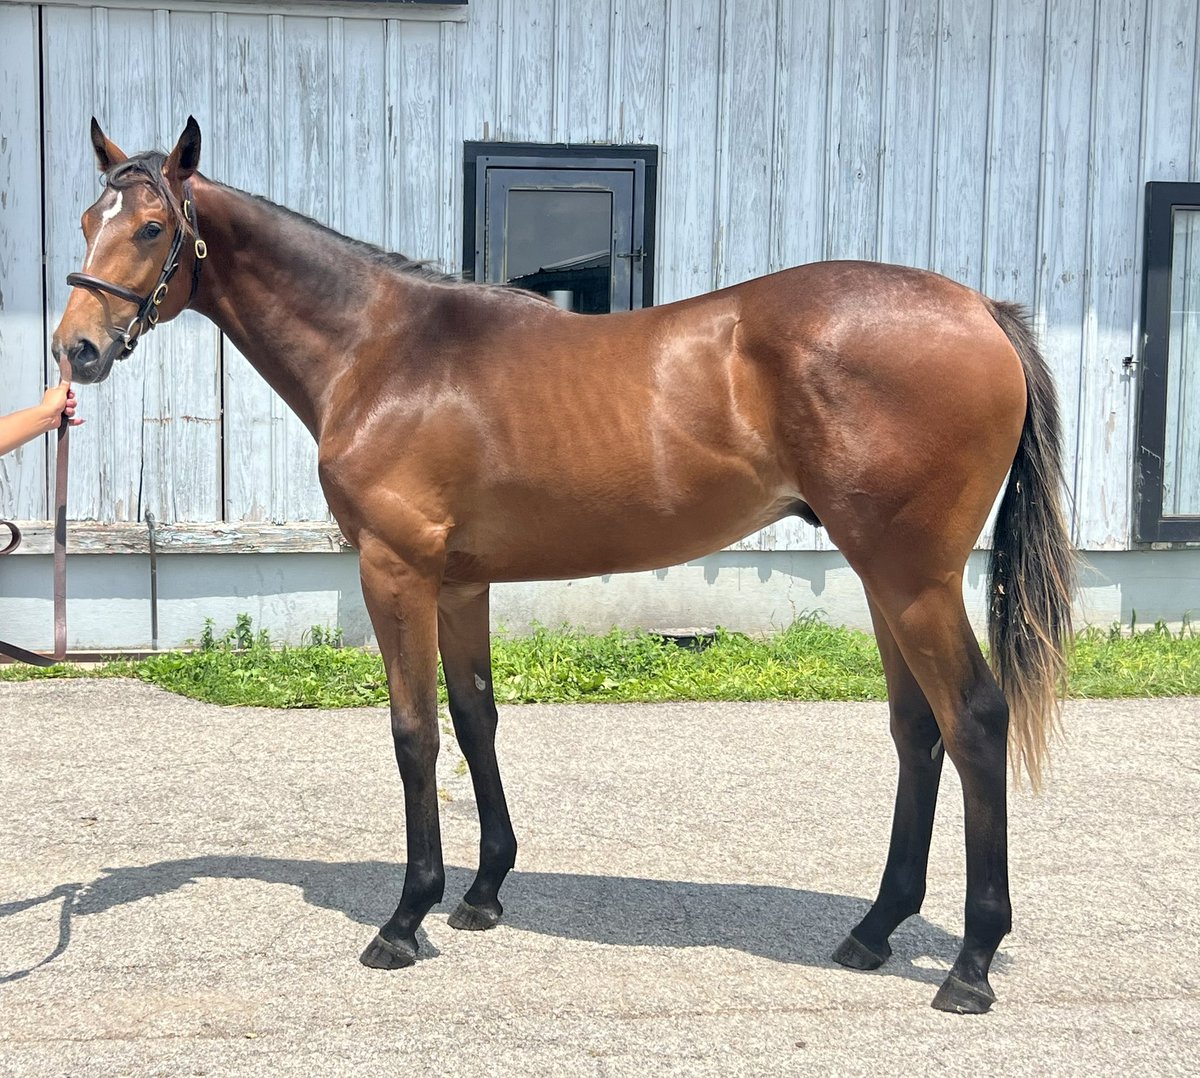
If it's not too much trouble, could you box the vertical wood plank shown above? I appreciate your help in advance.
[716,0,776,287]
[506,0,554,141]
[0,4,47,520]
[982,0,1044,308]
[931,0,992,287]
[1141,0,1198,181]
[440,20,461,270]
[827,0,885,260]
[878,0,937,267]
[327,17,345,236]
[561,0,611,142]
[220,12,275,522]
[456,0,500,145]
[396,20,442,263]
[341,17,388,248]
[615,0,667,144]
[770,0,832,270]
[1036,0,1095,544]
[1073,0,1146,547]
[659,3,720,302]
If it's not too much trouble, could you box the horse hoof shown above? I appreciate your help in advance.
[359,932,417,969]
[831,933,892,971]
[447,900,501,931]
[931,974,996,1014]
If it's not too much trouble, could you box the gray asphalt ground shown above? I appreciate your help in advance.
[0,681,1197,1076]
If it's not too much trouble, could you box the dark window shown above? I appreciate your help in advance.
[464,143,657,312]
[1135,181,1200,542]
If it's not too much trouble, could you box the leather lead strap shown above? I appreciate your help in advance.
[53,418,68,660]
[0,417,69,666]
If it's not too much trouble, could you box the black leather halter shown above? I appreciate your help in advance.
[66,181,206,357]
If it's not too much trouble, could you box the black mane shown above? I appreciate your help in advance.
[245,192,462,284]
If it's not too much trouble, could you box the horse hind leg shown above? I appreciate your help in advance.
[437,582,518,931]
[866,575,1011,1013]
[832,594,945,972]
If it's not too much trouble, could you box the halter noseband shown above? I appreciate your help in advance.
[66,181,207,358]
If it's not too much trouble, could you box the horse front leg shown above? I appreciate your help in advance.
[356,538,445,969]
[438,582,518,931]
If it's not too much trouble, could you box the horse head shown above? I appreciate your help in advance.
[51,117,204,384]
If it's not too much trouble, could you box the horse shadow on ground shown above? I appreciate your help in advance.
[0,856,995,986]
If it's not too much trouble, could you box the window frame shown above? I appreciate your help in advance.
[1135,180,1200,543]
[463,142,658,310]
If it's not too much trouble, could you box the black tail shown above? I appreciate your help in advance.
[986,301,1076,790]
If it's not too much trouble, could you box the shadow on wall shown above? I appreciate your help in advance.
[681,550,851,593]
[0,854,986,987]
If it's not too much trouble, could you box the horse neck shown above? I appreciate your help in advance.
[188,176,378,438]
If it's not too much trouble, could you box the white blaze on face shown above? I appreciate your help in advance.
[83,189,123,271]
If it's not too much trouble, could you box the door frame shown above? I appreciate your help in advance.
[463,142,658,309]
[1135,180,1200,542]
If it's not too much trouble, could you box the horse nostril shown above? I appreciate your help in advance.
[66,338,102,380]
[68,339,99,367]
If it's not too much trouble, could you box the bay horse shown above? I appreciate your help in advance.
[52,118,1074,1013]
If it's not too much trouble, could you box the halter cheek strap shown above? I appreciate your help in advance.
[66,181,206,357]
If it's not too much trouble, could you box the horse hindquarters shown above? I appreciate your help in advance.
[828,298,1072,1012]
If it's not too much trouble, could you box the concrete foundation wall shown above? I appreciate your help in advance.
[1,549,1197,653]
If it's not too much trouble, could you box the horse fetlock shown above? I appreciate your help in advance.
[481,834,517,872]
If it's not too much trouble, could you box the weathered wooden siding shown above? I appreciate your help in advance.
[4,0,1199,551]
[0,4,46,522]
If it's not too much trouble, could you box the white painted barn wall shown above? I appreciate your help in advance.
[2,0,1200,555]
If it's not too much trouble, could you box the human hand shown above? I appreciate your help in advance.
[40,382,84,430]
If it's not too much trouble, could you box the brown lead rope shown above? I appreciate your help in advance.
[0,418,69,666]
[53,417,69,659]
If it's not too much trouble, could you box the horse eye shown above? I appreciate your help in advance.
[139,222,164,241]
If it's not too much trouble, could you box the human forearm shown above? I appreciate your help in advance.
[0,402,60,456]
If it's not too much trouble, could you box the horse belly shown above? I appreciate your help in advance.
[446,474,798,583]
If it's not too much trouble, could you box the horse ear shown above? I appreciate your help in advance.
[90,117,127,172]
[164,115,202,182]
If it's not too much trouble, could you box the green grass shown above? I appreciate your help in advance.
[2,613,1198,707]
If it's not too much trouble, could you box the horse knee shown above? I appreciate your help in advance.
[390,708,440,772]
